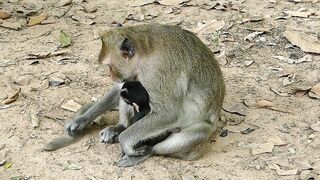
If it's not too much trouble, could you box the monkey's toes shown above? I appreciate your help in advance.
[99,127,119,144]
[116,154,151,167]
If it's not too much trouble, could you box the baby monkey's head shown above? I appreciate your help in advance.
[120,81,150,113]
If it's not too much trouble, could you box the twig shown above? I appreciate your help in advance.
[0,105,15,110]
[58,4,74,18]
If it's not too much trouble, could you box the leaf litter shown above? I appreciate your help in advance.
[283,30,320,54]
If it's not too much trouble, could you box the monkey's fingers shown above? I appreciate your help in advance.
[65,117,87,136]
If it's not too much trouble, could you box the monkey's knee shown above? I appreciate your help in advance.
[153,121,213,158]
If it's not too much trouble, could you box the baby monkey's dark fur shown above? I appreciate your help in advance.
[120,81,151,123]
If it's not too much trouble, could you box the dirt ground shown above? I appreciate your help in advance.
[0,0,320,179]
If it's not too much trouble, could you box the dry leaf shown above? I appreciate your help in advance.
[243,60,254,67]
[255,100,273,108]
[284,10,312,18]
[14,76,30,86]
[270,87,291,97]
[49,76,65,87]
[196,19,225,34]
[27,12,48,26]
[308,83,320,99]
[0,11,10,20]
[0,21,21,30]
[282,74,296,86]
[2,88,21,105]
[61,100,82,112]
[125,8,145,21]
[268,163,298,176]
[310,122,320,132]
[130,0,156,6]
[31,79,49,91]
[29,112,39,128]
[251,142,274,155]
[283,30,320,54]
[83,3,98,13]
[158,0,190,6]
[222,103,247,116]
[223,124,249,133]
[244,32,264,41]
[268,136,286,146]
[272,55,312,64]
[56,0,72,7]
[215,50,227,65]
[250,16,264,22]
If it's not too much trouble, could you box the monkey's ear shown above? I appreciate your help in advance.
[120,38,135,59]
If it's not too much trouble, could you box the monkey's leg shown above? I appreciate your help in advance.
[99,98,133,144]
[153,120,213,160]
[116,127,181,167]
[116,113,176,166]
[66,83,122,136]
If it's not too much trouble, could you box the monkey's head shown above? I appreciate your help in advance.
[98,29,143,82]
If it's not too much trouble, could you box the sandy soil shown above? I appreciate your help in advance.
[0,0,320,179]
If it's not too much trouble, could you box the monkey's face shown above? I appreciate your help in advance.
[99,33,139,82]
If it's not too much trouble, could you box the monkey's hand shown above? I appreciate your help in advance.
[65,116,88,136]
[99,125,126,144]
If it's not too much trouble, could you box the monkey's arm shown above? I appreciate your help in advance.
[43,102,95,151]
[66,83,122,136]
[99,98,133,144]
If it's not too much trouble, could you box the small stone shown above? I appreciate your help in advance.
[14,76,30,86]
[255,165,261,170]
[285,43,294,49]
[61,100,82,112]
[259,37,267,42]
[268,136,287,146]
[310,122,320,132]
[68,163,82,170]
[237,141,245,147]
[308,134,315,144]
[288,148,295,154]
[268,163,297,176]
[181,174,195,180]
[250,16,264,22]
[0,159,5,166]
[49,76,65,87]
[219,129,228,137]
[83,3,98,13]
[299,170,316,180]
[0,11,10,20]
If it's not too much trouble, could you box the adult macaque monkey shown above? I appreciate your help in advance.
[65,24,225,167]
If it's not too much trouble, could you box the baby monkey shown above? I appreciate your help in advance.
[120,81,151,123]
[119,81,180,158]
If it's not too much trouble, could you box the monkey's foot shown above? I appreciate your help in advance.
[116,154,152,167]
[99,125,126,144]
[65,116,88,136]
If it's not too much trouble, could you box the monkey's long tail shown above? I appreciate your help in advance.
[42,136,79,151]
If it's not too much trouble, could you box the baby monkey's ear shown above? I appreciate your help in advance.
[120,38,135,59]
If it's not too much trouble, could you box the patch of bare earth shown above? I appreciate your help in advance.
[0,0,319,179]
